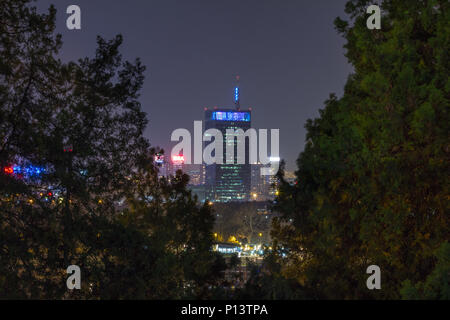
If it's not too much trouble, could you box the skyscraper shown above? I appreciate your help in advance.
[204,79,251,202]
[171,154,185,175]
[184,163,205,186]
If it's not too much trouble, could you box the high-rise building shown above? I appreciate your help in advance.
[171,154,185,175]
[204,79,251,202]
[250,162,265,200]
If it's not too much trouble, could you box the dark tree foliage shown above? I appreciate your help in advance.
[270,0,449,299]
[0,0,224,299]
[213,202,272,244]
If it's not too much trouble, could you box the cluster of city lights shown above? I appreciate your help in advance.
[3,165,45,178]
[213,243,266,257]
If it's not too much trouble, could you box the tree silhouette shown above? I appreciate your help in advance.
[271,0,449,299]
[0,0,224,299]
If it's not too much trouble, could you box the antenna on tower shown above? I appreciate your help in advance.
[234,75,240,110]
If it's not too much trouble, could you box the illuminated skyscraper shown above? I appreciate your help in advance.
[171,154,185,175]
[204,78,251,202]
[185,164,205,186]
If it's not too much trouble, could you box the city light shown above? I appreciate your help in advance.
[3,166,13,174]
[155,154,164,164]
[172,155,185,163]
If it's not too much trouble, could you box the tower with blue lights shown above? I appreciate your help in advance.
[234,75,240,109]
[204,76,251,202]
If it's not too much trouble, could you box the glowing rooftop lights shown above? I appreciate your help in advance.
[155,154,165,164]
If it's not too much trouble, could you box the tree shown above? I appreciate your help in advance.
[272,0,449,299]
[0,0,223,299]
[401,242,450,300]
[213,202,272,244]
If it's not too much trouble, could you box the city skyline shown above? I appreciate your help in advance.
[2,0,447,303]
[36,0,353,171]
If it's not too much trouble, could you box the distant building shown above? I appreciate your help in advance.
[204,79,251,202]
[154,153,187,179]
[284,171,297,185]
[185,164,206,203]
[154,153,169,178]
[171,154,185,175]
[250,162,265,200]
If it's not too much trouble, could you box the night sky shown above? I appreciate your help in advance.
[36,0,353,171]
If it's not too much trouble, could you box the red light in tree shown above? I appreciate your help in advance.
[63,145,73,152]
[4,166,13,174]
[47,192,53,197]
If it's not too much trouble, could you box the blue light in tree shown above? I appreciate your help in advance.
[12,165,45,177]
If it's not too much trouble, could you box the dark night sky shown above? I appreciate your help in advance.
[36,0,353,171]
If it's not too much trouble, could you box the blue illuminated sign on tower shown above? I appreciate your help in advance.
[205,108,252,202]
[211,111,250,122]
